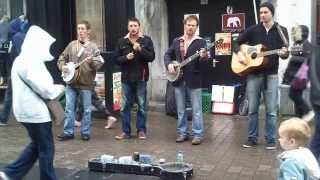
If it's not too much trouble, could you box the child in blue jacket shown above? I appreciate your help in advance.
[278,118,320,180]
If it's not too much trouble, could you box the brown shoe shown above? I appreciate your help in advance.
[138,132,147,140]
[191,137,202,145]
[176,135,187,143]
[115,132,130,140]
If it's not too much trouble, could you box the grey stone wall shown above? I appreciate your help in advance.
[135,0,168,102]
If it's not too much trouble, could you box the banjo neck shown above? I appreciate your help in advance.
[179,38,223,68]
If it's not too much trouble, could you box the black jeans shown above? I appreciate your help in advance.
[4,122,57,180]
[289,86,311,117]
[0,53,10,78]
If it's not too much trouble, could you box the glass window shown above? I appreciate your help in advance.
[0,0,10,18]
[75,0,105,50]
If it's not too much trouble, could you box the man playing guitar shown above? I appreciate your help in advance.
[233,2,289,149]
[164,15,208,145]
[57,20,104,141]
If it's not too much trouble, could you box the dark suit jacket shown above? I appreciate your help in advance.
[164,37,207,88]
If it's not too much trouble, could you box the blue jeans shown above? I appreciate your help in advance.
[63,86,92,136]
[174,82,204,138]
[121,81,147,135]
[309,105,320,161]
[0,78,12,123]
[246,74,278,143]
[3,122,57,180]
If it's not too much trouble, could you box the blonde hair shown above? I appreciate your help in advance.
[279,118,311,146]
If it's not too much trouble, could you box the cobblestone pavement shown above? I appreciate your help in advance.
[0,111,283,180]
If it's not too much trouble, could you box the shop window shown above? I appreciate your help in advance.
[75,0,105,50]
[0,0,10,18]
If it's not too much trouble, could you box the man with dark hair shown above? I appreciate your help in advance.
[164,15,208,145]
[114,17,155,140]
[234,2,289,149]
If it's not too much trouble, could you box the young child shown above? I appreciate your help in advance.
[278,118,320,180]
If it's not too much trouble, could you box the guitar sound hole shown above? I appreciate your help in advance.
[251,52,257,59]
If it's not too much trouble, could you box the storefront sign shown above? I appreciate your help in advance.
[221,13,245,32]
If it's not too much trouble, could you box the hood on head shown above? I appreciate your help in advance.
[20,20,30,33]
[10,18,22,34]
[20,25,56,62]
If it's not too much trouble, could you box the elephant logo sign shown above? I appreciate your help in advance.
[222,13,245,32]
[227,17,241,27]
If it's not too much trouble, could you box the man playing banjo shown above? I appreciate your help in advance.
[164,15,208,145]
[57,20,104,141]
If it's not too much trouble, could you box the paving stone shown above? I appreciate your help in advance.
[0,111,284,180]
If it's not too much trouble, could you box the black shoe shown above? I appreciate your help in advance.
[81,134,90,141]
[242,139,257,148]
[57,134,74,141]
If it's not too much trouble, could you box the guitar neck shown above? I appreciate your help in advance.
[258,49,280,57]
[180,41,217,68]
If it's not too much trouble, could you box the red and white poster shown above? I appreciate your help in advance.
[215,33,232,56]
[112,72,122,111]
[221,13,245,32]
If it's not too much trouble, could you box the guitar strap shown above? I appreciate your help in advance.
[276,23,289,47]
[179,39,185,61]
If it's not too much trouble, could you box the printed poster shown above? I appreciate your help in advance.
[215,33,232,56]
[112,72,122,111]
[94,72,105,104]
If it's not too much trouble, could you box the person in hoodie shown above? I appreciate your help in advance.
[282,25,314,122]
[0,19,29,126]
[0,26,65,180]
[278,118,320,180]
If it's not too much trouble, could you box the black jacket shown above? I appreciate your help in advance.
[114,35,155,82]
[234,22,289,75]
[310,45,320,107]
[164,37,207,88]
[282,40,312,85]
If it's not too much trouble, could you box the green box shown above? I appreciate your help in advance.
[202,92,212,113]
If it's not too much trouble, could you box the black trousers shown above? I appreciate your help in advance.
[289,86,311,117]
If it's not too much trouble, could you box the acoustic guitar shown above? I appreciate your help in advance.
[231,44,302,76]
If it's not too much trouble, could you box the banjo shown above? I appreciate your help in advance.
[61,50,101,84]
[166,39,223,83]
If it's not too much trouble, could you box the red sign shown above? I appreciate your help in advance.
[221,13,245,32]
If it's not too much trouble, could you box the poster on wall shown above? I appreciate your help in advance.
[112,72,122,111]
[94,72,105,105]
[215,33,232,56]
[184,13,200,36]
[221,13,245,32]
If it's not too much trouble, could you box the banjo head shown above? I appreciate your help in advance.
[166,61,181,82]
[62,62,76,83]
[159,162,193,180]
